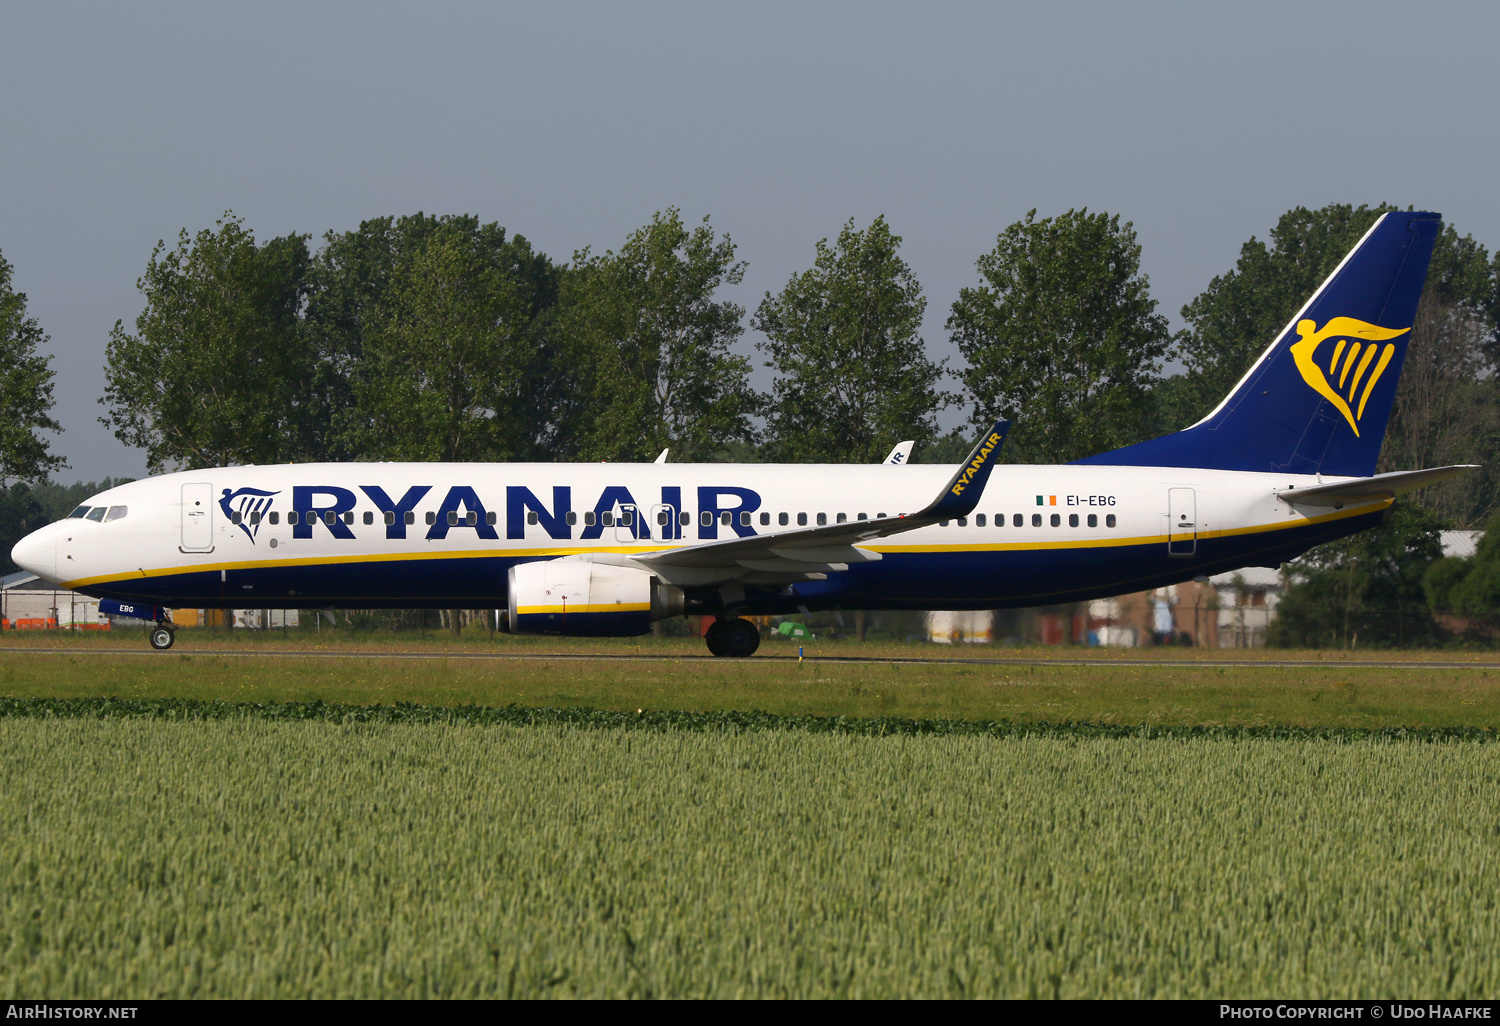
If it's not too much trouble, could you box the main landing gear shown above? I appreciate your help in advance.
[704,617,760,658]
[149,623,176,650]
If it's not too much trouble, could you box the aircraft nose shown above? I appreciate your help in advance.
[11,522,58,582]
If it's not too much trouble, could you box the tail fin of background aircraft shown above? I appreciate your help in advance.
[1075,211,1442,477]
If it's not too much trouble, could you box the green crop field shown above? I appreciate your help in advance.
[2,645,1499,729]
[1,703,1498,999]
[3,637,1499,998]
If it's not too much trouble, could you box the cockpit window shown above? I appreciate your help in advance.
[68,506,90,518]
[85,507,107,522]
[105,506,128,522]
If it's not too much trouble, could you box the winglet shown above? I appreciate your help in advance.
[654,448,669,464]
[882,441,914,465]
[924,421,1009,520]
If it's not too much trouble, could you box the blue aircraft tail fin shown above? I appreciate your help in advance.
[1074,211,1442,477]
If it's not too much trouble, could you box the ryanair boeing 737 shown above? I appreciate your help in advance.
[10,211,1475,656]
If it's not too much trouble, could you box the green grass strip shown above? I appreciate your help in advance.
[1,695,1496,744]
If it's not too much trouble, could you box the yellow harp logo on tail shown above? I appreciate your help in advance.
[1289,317,1410,437]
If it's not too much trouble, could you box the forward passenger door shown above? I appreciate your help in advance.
[181,482,215,552]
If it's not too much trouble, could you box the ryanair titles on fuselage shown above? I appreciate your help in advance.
[222,482,774,544]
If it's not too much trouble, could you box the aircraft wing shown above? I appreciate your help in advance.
[1276,465,1478,507]
[634,422,1008,587]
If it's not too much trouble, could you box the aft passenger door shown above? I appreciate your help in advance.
[181,482,215,552]
[1168,487,1196,558]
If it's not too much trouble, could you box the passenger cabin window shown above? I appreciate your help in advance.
[1088,513,1097,527]
[527,511,539,526]
[1013,513,1023,527]
[719,511,731,526]
[740,511,750,526]
[836,512,847,524]
[701,511,712,527]
[385,511,395,526]
[68,506,90,518]
[975,514,986,527]
[657,510,669,526]
[601,511,614,527]
[325,511,338,526]
[797,513,808,526]
[957,516,967,527]
[584,511,596,526]
[403,511,415,525]
[817,513,827,526]
[679,511,691,526]
[1050,514,1060,527]
[760,512,770,526]
[269,512,279,525]
[249,511,261,525]
[287,511,299,525]
[779,512,789,526]
[86,507,107,522]
[425,511,436,525]
[486,512,497,526]
[363,511,374,525]
[858,513,868,521]
[230,511,242,525]
[344,511,355,525]
[1068,514,1078,527]
[1031,513,1042,527]
[1106,514,1117,528]
[939,520,949,528]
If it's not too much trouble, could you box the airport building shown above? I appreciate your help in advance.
[2,573,299,631]
[1,571,108,630]
[926,567,1284,648]
[928,530,1485,648]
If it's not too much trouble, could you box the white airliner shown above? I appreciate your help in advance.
[11,211,1474,656]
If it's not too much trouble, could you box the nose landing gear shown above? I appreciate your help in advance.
[149,623,176,650]
[704,617,760,658]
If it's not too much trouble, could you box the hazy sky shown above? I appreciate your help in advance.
[3,1,1497,482]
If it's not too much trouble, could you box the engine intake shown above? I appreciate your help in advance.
[507,560,683,636]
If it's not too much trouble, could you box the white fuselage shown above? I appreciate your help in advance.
[13,461,1384,614]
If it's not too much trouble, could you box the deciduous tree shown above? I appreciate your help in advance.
[1269,504,1447,649]
[948,208,1168,464]
[561,209,759,462]
[0,250,65,486]
[1424,512,1500,629]
[756,216,948,463]
[1,249,66,574]
[102,215,315,472]
[311,215,563,462]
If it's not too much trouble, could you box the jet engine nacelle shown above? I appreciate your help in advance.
[507,559,684,636]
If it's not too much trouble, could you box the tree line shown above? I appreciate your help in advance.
[4,202,1500,647]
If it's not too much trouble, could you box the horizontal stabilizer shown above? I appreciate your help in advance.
[1277,465,1479,507]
